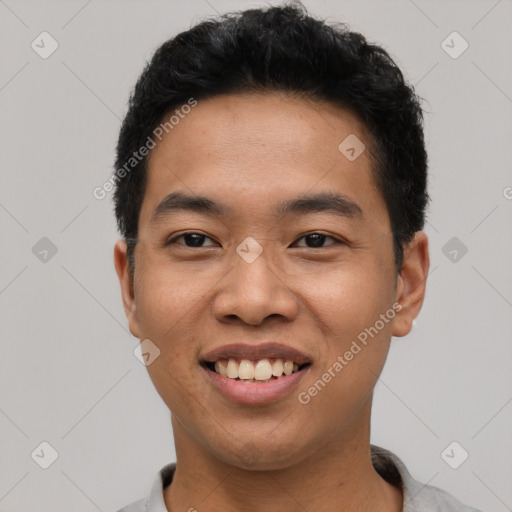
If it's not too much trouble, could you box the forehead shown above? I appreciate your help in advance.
[149,91,372,166]
[140,91,385,224]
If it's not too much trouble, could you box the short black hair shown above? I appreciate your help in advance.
[113,1,429,274]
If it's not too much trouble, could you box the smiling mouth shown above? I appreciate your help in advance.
[202,358,311,383]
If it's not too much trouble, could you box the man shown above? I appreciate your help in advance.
[112,3,481,511]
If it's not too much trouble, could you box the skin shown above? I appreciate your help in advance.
[114,91,429,512]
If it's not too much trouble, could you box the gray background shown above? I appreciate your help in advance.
[1,0,511,511]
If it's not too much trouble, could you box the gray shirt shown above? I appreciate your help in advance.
[116,445,482,512]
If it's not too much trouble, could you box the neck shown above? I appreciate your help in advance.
[164,410,402,512]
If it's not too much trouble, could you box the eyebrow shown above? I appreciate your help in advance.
[151,190,363,223]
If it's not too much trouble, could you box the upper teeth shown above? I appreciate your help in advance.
[214,358,300,381]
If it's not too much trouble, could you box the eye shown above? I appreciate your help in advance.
[292,232,340,248]
[166,232,218,248]
[166,231,342,249]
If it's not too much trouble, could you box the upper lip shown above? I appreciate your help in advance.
[201,343,311,365]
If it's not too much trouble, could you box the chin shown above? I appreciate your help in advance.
[208,432,316,472]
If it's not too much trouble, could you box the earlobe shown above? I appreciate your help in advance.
[392,231,430,338]
[113,239,141,338]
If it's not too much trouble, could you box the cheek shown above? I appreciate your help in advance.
[134,257,213,338]
[294,262,395,396]
[295,260,394,332]
[132,268,202,401]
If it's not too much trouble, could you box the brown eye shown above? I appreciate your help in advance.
[293,232,339,248]
[167,232,217,248]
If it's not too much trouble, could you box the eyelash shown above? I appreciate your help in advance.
[166,231,343,249]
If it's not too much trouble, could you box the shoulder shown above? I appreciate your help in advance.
[114,462,176,512]
[414,483,482,511]
[370,445,482,512]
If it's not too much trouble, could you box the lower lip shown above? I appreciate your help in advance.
[202,365,310,405]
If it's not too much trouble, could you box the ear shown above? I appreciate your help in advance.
[392,231,430,338]
[114,239,141,339]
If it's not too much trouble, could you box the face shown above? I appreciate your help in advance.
[115,91,429,470]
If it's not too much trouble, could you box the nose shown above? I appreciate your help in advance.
[212,246,299,326]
